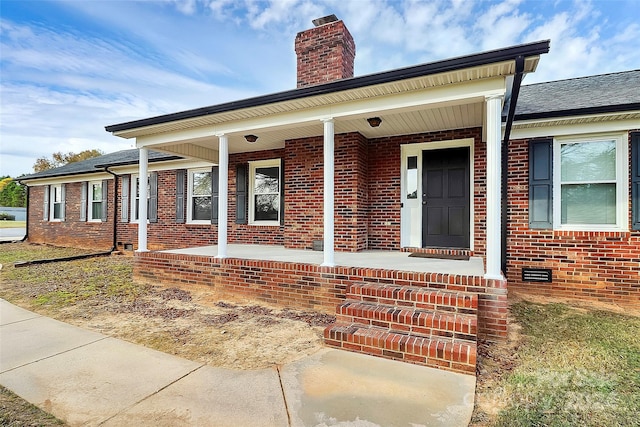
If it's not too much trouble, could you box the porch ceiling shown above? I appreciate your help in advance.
[146,100,486,159]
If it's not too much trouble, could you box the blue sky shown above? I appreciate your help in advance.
[1,0,639,178]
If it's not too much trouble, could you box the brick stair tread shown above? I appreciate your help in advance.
[347,283,477,312]
[324,322,476,373]
[336,300,477,340]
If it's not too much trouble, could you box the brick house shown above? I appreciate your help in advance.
[19,16,639,375]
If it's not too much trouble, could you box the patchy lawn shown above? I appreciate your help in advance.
[471,300,640,426]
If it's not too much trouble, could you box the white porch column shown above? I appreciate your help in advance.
[137,147,148,252]
[216,134,229,259]
[485,95,504,279]
[321,118,335,267]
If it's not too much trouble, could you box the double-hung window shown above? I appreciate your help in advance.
[50,184,64,221]
[131,175,150,222]
[249,159,281,225]
[88,181,103,222]
[553,133,628,230]
[187,169,212,223]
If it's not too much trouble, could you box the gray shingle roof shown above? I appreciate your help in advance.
[515,70,640,119]
[19,149,181,181]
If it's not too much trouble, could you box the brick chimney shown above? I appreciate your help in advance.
[294,15,356,88]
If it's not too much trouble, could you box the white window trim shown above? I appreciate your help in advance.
[248,159,281,226]
[187,168,212,224]
[553,132,629,231]
[87,180,103,222]
[130,174,149,224]
[50,184,63,222]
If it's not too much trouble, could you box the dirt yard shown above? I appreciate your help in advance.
[0,243,334,370]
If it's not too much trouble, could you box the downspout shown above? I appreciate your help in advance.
[501,55,525,274]
[104,167,119,252]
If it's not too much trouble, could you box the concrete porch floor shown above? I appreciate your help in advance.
[163,244,485,276]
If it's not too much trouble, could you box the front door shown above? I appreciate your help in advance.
[422,147,470,248]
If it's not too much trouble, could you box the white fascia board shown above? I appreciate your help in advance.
[136,78,507,148]
[108,159,216,175]
[510,116,640,139]
[21,172,112,186]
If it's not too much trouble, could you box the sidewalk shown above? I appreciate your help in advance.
[0,299,475,426]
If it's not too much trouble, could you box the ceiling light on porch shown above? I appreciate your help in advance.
[367,117,382,127]
[244,134,258,143]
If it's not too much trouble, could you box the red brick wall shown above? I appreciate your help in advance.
[284,133,368,251]
[294,20,355,88]
[27,181,114,250]
[367,128,485,254]
[506,134,640,308]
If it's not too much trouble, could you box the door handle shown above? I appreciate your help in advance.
[422,200,427,205]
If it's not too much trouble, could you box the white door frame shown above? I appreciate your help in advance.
[400,138,475,250]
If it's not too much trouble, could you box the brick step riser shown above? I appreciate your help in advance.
[324,324,476,375]
[336,315,476,342]
[347,284,477,314]
[337,302,477,337]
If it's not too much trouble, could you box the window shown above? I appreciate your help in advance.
[553,134,628,230]
[187,169,212,223]
[249,159,281,225]
[406,156,418,199]
[88,181,103,221]
[130,173,158,223]
[50,185,64,221]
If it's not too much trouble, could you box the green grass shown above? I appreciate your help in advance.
[492,302,640,427]
[0,221,25,228]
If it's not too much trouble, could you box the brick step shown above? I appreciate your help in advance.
[324,323,476,375]
[336,300,477,340]
[347,283,477,314]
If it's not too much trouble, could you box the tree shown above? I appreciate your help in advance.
[33,149,105,173]
[0,177,26,207]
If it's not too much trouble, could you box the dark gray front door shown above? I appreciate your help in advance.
[422,147,470,248]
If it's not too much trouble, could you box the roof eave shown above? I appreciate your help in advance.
[514,103,640,121]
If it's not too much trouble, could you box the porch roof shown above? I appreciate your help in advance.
[163,244,485,276]
[105,40,549,163]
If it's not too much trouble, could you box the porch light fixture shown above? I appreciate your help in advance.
[367,117,382,128]
[244,134,258,143]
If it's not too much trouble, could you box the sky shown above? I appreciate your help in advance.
[1,0,639,178]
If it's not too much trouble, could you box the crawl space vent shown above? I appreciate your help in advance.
[522,268,552,283]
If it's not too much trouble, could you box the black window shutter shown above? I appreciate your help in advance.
[149,172,158,223]
[211,166,219,225]
[121,175,130,223]
[236,164,248,224]
[279,158,285,226]
[80,182,88,222]
[529,138,553,229]
[632,132,640,230]
[101,179,108,222]
[175,169,186,224]
[60,184,66,221]
[43,185,50,220]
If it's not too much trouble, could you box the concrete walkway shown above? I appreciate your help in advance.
[0,299,476,427]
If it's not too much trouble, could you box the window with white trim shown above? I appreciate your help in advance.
[50,184,63,221]
[88,181,103,222]
[249,159,281,225]
[187,168,212,223]
[131,174,149,222]
[553,133,628,230]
